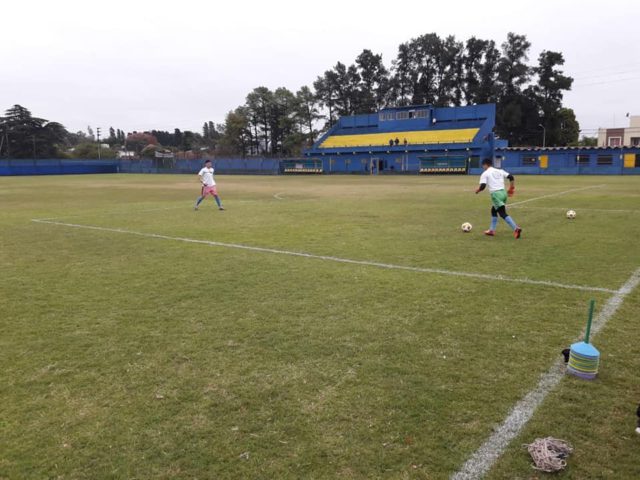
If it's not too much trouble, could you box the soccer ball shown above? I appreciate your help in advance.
[461,222,473,233]
[566,210,576,219]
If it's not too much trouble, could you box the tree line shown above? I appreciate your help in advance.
[0,105,222,159]
[217,32,580,156]
[0,32,586,160]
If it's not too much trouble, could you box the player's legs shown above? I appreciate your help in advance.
[197,186,223,210]
[496,205,522,238]
[487,191,506,235]
[484,206,497,236]
[496,205,513,227]
[205,185,223,209]
[492,191,513,228]
[195,186,205,210]
[489,206,498,231]
[489,190,521,238]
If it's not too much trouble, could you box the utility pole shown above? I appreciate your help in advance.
[3,130,9,157]
[32,135,36,158]
[96,127,102,160]
[538,123,546,148]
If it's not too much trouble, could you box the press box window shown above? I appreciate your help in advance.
[415,110,428,118]
[575,155,590,165]
[396,111,410,120]
[522,155,537,166]
[597,155,613,166]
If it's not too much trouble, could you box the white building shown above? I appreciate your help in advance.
[598,115,640,147]
[117,150,136,159]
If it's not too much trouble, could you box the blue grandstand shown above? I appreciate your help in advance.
[298,104,505,174]
[292,103,640,175]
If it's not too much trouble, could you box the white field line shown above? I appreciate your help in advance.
[508,184,606,207]
[39,196,301,221]
[37,184,605,220]
[37,205,187,221]
[451,267,640,480]
[30,219,616,294]
[511,205,640,214]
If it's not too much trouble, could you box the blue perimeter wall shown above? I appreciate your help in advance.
[0,159,118,175]
[0,158,281,176]
[2,149,639,176]
[118,158,281,174]
[472,148,640,176]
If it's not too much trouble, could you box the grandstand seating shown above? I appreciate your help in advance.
[303,104,499,174]
[319,128,479,148]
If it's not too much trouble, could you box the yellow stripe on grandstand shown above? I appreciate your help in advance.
[319,128,479,148]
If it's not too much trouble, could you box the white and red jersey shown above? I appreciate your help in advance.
[198,167,216,186]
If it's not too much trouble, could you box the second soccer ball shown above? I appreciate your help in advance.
[461,222,473,233]
[566,210,577,219]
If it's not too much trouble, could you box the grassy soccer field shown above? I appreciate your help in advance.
[1,173,639,479]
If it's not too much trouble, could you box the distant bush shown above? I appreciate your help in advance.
[71,142,117,159]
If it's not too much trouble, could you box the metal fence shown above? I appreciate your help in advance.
[118,157,280,175]
[3,153,639,176]
[0,158,282,176]
[0,159,118,175]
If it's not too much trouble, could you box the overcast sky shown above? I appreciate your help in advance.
[2,0,639,138]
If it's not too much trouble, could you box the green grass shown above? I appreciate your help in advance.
[0,173,638,479]
[488,287,640,480]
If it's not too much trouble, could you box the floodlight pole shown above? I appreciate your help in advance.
[538,124,546,148]
[96,127,102,160]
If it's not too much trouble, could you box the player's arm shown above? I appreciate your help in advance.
[475,172,487,194]
[507,173,515,196]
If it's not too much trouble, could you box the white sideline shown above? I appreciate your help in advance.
[37,205,187,221]
[37,184,606,219]
[451,267,640,480]
[511,206,639,214]
[31,219,616,294]
[508,184,606,207]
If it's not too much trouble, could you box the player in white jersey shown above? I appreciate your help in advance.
[475,158,522,238]
[194,160,224,210]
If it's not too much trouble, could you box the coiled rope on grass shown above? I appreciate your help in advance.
[524,437,573,472]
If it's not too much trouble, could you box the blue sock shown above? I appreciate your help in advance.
[195,196,204,206]
[490,216,498,231]
[214,195,222,208]
[504,216,517,230]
